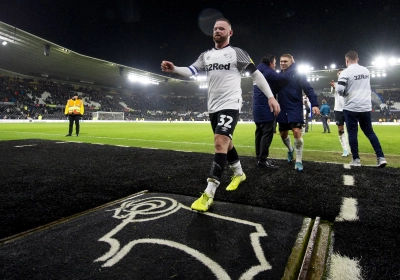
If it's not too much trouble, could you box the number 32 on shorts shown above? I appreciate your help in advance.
[217,115,233,128]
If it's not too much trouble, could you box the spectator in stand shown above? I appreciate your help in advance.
[64,94,84,136]
[336,51,387,167]
[320,99,331,133]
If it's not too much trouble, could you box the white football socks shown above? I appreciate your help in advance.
[229,160,243,176]
[205,178,220,198]
[283,136,293,153]
[339,134,348,151]
[294,137,304,163]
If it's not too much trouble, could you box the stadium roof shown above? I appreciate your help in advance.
[1,20,400,94]
[0,21,183,92]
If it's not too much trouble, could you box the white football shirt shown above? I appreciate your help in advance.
[189,45,252,113]
[337,63,372,112]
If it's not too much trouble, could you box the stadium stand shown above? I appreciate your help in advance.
[1,74,398,122]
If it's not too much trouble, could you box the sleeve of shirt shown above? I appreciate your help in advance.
[187,52,206,76]
[173,51,207,77]
[251,70,273,98]
[173,67,194,77]
[233,47,253,73]
[336,72,348,96]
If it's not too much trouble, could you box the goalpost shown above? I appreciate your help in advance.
[92,111,124,121]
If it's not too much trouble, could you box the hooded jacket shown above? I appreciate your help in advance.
[276,72,318,123]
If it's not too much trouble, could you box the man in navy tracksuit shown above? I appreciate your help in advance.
[253,54,295,169]
[277,54,320,172]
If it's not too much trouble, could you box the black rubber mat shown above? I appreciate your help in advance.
[0,192,305,280]
[1,139,399,279]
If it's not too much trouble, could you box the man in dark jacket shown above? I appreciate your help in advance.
[277,54,320,172]
[253,54,295,169]
[320,99,331,133]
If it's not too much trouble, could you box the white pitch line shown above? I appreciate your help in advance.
[3,130,400,158]
[335,197,359,222]
[327,253,362,280]
[343,175,354,186]
[5,132,353,154]
[14,144,37,148]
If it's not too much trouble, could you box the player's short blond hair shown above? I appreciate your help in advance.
[281,54,293,60]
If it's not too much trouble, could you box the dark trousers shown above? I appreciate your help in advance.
[68,115,81,135]
[343,110,384,159]
[321,115,330,132]
[255,121,275,162]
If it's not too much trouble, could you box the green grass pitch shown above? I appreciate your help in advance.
[1,121,399,168]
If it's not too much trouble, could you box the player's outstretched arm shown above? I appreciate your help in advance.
[161,60,193,77]
[161,61,174,72]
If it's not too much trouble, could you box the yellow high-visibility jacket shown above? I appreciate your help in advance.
[64,98,84,115]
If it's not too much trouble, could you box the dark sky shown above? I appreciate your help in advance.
[1,0,400,74]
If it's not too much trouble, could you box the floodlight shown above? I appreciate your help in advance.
[128,74,138,82]
[330,64,336,69]
[389,57,396,65]
[372,73,376,78]
[373,56,385,68]
[1,41,7,46]
[138,77,151,84]
[382,73,387,77]
[298,64,311,73]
